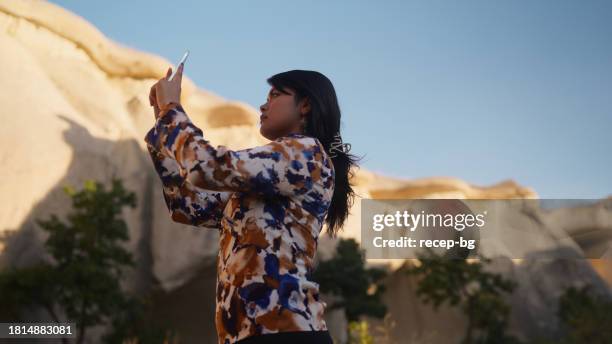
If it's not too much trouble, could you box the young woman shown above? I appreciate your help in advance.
[146,65,359,344]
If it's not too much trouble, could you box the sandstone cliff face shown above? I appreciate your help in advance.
[0,1,609,343]
[0,0,271,294]
[0,0,540,291]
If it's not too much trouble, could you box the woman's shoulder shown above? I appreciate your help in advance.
[276,133,332,168]
[275,132,315,144]
[275,134,334,219]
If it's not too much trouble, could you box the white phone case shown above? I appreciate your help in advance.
[169,50,190,81]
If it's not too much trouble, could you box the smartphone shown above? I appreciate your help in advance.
[168,50,190,81]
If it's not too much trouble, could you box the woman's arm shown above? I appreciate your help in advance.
[145,122,231,228]
[144,104,327,200]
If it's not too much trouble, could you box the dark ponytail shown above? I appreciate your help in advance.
[267,70,362,238]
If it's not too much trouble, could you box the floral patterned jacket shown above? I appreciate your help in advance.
[144,104,335,344]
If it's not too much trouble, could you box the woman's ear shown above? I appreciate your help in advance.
[300,98,311,115]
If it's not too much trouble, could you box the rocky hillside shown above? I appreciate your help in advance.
[0,0,538,290]
[0,1,609,343]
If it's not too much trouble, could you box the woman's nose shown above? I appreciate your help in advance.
[260,103,267,112]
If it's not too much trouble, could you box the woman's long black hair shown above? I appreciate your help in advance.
[267,70,362,238]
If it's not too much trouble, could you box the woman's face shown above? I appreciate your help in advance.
[259,86,308,140]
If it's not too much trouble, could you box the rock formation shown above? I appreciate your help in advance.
[0,1,609,343]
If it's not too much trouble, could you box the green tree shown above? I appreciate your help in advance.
[347,320,374,344]
[0,178,174,344]
[406,248,520,344]
[38,179,136,343]
[556,284,612,344]
[313,238,387,342]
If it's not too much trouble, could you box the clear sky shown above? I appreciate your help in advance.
[50,0,612,199]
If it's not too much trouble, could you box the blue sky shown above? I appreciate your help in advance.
[50,0,612,199]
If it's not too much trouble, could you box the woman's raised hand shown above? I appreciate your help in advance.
[149,63,184,119]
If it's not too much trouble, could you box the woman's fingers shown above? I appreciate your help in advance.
[149,82,159,106]
[149,66,181,112]
[148,81,161,119]
[149,85,154,106]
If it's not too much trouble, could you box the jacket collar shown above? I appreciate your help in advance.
[285,132,308,138]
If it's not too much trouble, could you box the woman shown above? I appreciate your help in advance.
[146,64,359,344]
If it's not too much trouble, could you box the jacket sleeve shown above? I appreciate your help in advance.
[143,104,326,200]
[145,124,231,228]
